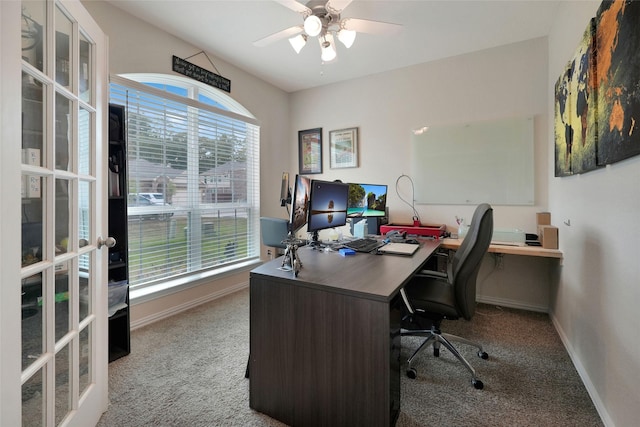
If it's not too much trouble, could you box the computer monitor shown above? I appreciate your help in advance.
[289,174,311,233]
[279,172,290,207]
[347,183,388,217]
[307,179,350,241]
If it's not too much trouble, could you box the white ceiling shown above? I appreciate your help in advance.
[105,0,562,93]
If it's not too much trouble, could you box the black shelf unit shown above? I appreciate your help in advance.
[108,103,131,362]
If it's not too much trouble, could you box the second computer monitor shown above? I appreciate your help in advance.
[307,180,350,233]
[289,174,311,233]
[347,183,388,217]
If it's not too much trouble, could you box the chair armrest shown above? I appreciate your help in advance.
[433,250,449,259]
[415,270,447,279]
[399,288,414,314]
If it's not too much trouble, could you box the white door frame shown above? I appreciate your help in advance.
[0,0,25,422]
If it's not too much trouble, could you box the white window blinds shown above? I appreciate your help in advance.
[110,75,260,288]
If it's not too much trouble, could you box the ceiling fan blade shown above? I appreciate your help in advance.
[326,0,353,13]
[341,18,402,35]
[253,25,304,47]
[273,0,311,15]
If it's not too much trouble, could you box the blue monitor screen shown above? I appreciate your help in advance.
[307,180,350,233]
[347,183,387,217]
[289,175,311,233]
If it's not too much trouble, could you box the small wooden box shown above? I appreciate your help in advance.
[536,212,551,226]
[538,225,558,249]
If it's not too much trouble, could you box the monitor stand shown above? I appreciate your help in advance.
[307,231,324,249]
[281,232,303,277]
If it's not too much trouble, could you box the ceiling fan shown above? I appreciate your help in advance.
[253,0,402,62]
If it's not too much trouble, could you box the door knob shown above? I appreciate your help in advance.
[97,236,116,249]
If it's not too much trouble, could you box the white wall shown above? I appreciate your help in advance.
[548,2,640,426]
[290,37,549,233]
[290,37,553,311]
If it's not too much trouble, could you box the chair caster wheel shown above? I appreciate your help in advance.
[433,348,440,357]
[478,351,489,360]
[472,379,484,389]
[406,368,417,379]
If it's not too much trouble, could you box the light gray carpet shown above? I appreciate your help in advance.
[97,287,602,426]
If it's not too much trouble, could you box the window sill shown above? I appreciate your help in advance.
[129,258,261,305]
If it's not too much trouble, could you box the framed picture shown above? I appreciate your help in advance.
[329,127,359,169]
[298,128,323,174]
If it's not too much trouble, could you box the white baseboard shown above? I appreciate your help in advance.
[476,295,548,313]
[549,312,613,427]
[130,281,249,330]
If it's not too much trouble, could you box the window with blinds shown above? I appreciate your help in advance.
[110,75,260,289]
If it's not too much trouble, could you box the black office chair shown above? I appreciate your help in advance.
[400,203,493,389]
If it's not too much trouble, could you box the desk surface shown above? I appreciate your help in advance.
[441,238,563,259]
[251,240,441,302]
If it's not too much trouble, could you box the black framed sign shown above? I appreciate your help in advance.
[172,55,231,93]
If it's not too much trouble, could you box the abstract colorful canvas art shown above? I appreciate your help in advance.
[554,19,599,176]
[554,0,640,175]
[554,63,573,176]
[595,0,640,165]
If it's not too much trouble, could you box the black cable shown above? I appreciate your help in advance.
[395,174,420,224]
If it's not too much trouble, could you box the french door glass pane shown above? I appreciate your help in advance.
[22,272,43,370]
[55,6,72,88]
[79,325,91,397]
[22,367,45,426]
[55,343,71,426]
[22,72,46,165]
[55,93,72,171]
[55,179,71,256]
[79,107,91,175]
[79,32,92,102]
[54,263,70,342]
[79,180,90,243]
[22,174,45,267]
[21,1,47,72]
[79,253,91,323]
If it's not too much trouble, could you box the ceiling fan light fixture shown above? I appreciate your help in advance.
[319,34,337,62]
[289,34,307,54]
[337,29,356,48]
[304,15,323,37]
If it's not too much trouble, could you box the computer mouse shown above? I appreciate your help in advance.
[406,239,419,244]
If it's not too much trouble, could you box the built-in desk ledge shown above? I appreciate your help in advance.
[440,238,563,260]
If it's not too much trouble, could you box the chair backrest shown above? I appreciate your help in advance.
[450,203,494,320]
[260,217,289,249]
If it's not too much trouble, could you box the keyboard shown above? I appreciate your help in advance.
[343,238,384,253]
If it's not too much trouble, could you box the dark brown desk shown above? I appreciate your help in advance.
[249,241,440,427]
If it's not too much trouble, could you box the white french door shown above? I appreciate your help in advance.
[2,0,108,426]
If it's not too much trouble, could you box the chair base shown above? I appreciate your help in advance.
[401,326,488,389]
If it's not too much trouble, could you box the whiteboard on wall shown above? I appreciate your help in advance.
[411,117,534,205]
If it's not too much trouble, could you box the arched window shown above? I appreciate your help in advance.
[110,74,260,294]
